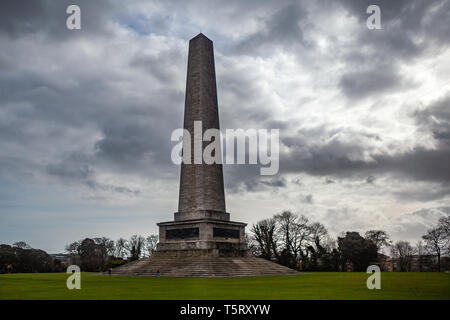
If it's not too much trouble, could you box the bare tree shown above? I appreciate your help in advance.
[65,241,81,258]
[127,235,145,261]
[307,222,329,269]
[93,237,115,265]
[364,230,391,254]
[415,240,425,272]
[423,227,446,272]
[251,218,278,260]
[245,232,259,257]
[391,241,415,272]
[437,215,450,256]
[274,211,311,267]
[438,215,450,237]
[291,215,311,261]
[115,238,128,259]
[13,241,31,250]
[146,235,158,257]
[310,222,328,249]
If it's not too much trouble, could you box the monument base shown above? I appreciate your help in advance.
[156,217,248,257]
[111,214,299,277]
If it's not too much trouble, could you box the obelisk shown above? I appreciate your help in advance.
[156,33,247,257]
[111,34,299,276]
[176,33,228,222]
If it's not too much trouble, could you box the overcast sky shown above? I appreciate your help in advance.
[1,0,449,253]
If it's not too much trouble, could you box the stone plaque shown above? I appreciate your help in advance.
[166,228,199,239]
[213,228,239,238]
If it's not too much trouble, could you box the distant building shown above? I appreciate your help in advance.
[50,253,71,265]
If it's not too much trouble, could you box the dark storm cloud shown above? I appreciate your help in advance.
[1,0,447,198]
[388,207,450,241]
[394,185,450,203]
[130,48,184,83]
[233,1,310,54]
[281,134,450,183]
[85,179,140,196]
[339,66,408,100]
[227,88,449,193]
[366,175,376,184]
[224,165,288,193]
[335,0,449,99]
[46,156,141,196]
[303,194,313,204]
[372,148,450,183]
[0,1,187,196]
[260,177,287,188]
[46,161,94,180]
[279,95,450,184]
[94,116,177,172]
[337,0,450,45]
[414,95,450,146]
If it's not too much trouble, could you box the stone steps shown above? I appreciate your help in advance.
[111,256,298,277]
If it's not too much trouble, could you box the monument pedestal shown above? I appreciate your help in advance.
[155,214,249,257]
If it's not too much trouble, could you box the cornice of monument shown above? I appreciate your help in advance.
[157,219,247,227]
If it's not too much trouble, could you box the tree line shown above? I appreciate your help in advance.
[65,234,159,271]
[249,211,450,272]
[0,242,64,273]
[1,212,448,273]
[0,235,158,273]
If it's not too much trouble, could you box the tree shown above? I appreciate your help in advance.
[306,222,329,270]
[64,240,81,266]
[65,241,81,255]
[438,215,450,237]
[245,233,259,257]
[250,211,336,271]
[437,215,450,256]
[127,235,145,261]
[274,211,311,268]
[146,235,159,257]
[115,238,128,259]
[364,230,391,253]
[415,240,425,272]
[337,232,378,271]
[251,218,278,260]
[78,238,104,271]
[13,241,31,250]
[310,223,328,249]
[1,244,61,273]
[422,227,447,272]
[391,241,415,272]
[93,237,115,267]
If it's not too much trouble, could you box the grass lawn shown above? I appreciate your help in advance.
[0,272,449,300]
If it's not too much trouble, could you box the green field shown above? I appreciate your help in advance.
[0,272,449,300]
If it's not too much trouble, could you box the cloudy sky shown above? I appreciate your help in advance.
[1,0,449,253]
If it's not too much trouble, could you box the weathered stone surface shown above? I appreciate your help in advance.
[177,33,226,220]
[157,218,247,256]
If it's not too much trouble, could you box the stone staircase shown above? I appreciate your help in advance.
[111,256,298,277]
